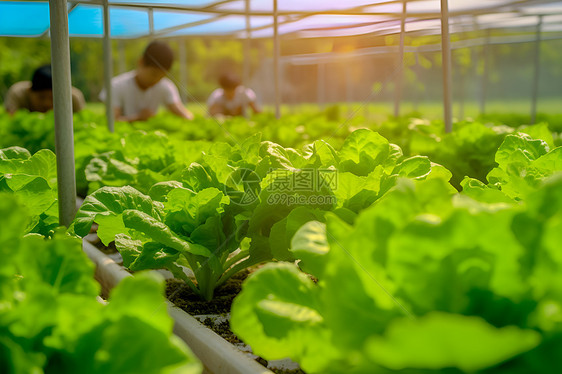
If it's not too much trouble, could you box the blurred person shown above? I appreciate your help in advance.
[4,65,85,115]
[100,40,193,122]
[207,72,261,117]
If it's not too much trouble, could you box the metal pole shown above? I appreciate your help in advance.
[440,0,453,133]
[118,39,126,74]
[178,39,188,103]
[317,62,325,108]
[148,7,154,36]
[243,0,251,85]
[346,62,353,115]
[458,57,465,120]
[457,18,467,121]
[273,0,281,119]
[103,0,114,132]
[413,50,419,112]
[531,16,543,125]
[480,28,490,116]
[363,56,370,120]
[49,0,76,227]
[470,44,478,116]
[394,0,407,118]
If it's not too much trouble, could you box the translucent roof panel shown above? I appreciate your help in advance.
[69,5,149,37]
[218,0,379,12]
[1,0,562,38]
[250,14,396,38]
[167,15,273,36]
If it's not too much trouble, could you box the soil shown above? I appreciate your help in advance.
[200,317,242,344]
[95,239,118,254]
[271,370,306,374]
[165,269,307,373]
[165,269,250,315]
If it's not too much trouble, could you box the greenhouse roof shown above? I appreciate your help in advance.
[1,0,562,39]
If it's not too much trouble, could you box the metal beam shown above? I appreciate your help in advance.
[393,0,407,118]
[440,0,453,133]
[49,0,77,227]
[103,0,114,132]
[531,15,543,124]
[273,0,280,119]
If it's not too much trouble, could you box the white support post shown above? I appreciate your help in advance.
[440,0,453,133]
[273,0,281,119]
[118,39,126,74]
[317,62,325,108]
[363,56,370,120]
[480,28,490,116]
[413,50,420,112]
[531,16,543,125]
[178,39,188,104]
[148,7,154,36]
[346,62,353,115]
[394,0,407,118]
[458,58,465,120]
[457,18,467,121]
[243,0,251,85]
[103,0,114,132]
[49,0,77,227]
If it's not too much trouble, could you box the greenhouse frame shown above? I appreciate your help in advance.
[1,2,562,373]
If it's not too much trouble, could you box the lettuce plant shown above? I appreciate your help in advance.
[0,194,201,374]
[0,146,58,236]
[231,173,562,373]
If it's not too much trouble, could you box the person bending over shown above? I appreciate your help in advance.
[4,65,85,115]
[207,73,261,117]
[100,40,193,122]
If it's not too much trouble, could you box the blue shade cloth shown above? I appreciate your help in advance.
[1,0,562,38]
[69,5,149,37]
[0,2,50,36]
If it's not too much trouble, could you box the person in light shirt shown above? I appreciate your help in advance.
[100,40,193,122]
[207,73,261,118]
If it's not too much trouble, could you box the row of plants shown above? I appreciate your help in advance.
[71,128,453,301]
[2,109,560,195]
[230,133,562,373]
[70,124,562,373]
[2,107,562,373]
[0,157,202,373]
